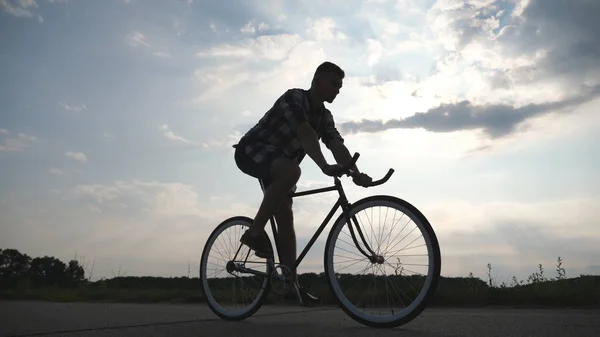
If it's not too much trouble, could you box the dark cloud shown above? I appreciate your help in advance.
[339,84,600,138]
[440,0,600,87]
[492,0,600,88]
[338,0,600,139]
[507,0,600,56]
[441,1,504,50]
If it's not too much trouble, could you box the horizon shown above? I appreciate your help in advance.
[1,0,599,284]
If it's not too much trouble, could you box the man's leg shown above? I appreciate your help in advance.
[272,196,297,281]
[245,156,300,238]
[271,182,319,304]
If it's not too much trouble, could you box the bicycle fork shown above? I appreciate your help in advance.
[339,192,385,265]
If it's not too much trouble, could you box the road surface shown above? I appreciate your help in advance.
[0,301,598,336]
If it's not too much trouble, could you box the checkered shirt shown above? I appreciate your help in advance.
[236,88,344,165]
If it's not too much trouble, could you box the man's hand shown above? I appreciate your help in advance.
[352,172,372,187]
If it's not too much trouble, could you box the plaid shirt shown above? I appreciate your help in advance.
[236,88,344,165]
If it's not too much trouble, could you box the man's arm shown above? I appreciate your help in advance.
[279,90,330,171]
[328,138,360,173]
[297,122,329,170]
[320,109,360,173]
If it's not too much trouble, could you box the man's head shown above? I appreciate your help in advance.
[310,61,345,104]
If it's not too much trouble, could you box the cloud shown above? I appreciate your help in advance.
[240,20,270,34]
[189,32,328,105]
[191,35,327,106]
[427,0,600,92]
[1,0,68,20]
[440,215,600,281]
[152,51,171,58]
[66,180,254,247]
[103,132,115,142]
[498,0,599,86]
[49,167,64,175]
[159,124,199,146]
[0,179,231,278]
[289,191,600,279]
[126,31,150,48]
[59,102,87,112]
[375,0,600,131]
[0,130,37,152]
[69,181,256,232]
[159,124,236,149]
[191,62,253,103]
[125,26,181,60]
[306,17,348,42]
[65,151,87,163]
[0,0,38,18]
[72,180,204,218]
[338,84,600,138]
[195,33,303,61]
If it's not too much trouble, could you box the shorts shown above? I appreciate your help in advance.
[234,143,278,192]
[234,142,298,195]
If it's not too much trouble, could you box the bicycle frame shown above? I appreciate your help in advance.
[271,175,381,272]
[230,154,394,277]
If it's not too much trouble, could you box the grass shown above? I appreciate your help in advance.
[2,256,598,308]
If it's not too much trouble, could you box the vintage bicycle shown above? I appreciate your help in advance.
[199,153,441,328]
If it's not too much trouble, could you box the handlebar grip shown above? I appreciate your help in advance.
[326,152,395,187]
[328,152,360,177]
[344,153,360,171]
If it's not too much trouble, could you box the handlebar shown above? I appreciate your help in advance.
[329,152,395,188]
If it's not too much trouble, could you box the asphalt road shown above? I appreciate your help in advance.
[0,301,598,336]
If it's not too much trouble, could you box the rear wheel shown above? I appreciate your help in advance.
[324,195,441,328]
[200,216,274,320]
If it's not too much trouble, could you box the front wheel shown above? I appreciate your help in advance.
[199,216,273,321]
[324,195,441,328]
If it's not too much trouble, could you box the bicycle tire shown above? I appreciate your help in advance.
[199,215,273,321]
[323,195,441,328]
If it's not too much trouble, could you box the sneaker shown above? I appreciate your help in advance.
[240,230,273,258]
[284,284,320,306]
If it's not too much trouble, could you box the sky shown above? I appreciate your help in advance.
[1,0,599,284]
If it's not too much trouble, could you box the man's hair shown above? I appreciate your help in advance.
[314,61,345,79]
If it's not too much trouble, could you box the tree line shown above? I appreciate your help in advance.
[0,248,85,288]
[1,247,490,290]
[2,247,598,307]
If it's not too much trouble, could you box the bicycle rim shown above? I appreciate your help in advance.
[324,195,441,328]
[200,216,273,320]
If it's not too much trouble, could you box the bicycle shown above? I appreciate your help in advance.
[199,152,441,329]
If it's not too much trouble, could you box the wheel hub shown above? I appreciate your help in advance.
[225,260,234,273]
[370,255,385,264]
[226,260,240,273]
